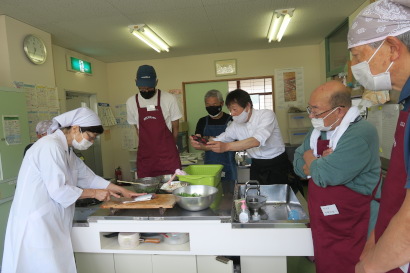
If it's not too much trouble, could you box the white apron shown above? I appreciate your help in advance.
[2,130,108,273]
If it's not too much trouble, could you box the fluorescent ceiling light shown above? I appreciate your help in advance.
[128,24,170,52]
[267,9,295,43]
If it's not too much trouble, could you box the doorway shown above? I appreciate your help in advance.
[65,90,103,176]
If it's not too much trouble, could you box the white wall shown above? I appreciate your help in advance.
[0,16,11,87]
[52,45,115,177]
[0,15,55,88]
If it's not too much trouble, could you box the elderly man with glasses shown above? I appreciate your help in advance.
[293,80,381,273]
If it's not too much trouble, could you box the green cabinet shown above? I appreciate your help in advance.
[0,87,30,267]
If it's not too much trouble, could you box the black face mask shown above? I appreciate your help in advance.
[140,90,156,99]
[206,106,222,117]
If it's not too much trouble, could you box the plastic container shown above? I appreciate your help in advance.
[288,128,310,145]
[239,200,250,223]
[132,177,161,193]
[118,232,140,249]
[162,233,189,245]
[177,164,223,187]
[288,209,300,220]
[288,112,311,128]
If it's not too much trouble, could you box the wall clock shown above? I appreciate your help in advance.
[23,34,47,65]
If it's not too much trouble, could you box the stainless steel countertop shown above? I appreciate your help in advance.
[74,192,234,224]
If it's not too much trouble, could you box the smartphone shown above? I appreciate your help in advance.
[191,135,208,144]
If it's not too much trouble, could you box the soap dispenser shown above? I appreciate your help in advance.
[239,200,250,223]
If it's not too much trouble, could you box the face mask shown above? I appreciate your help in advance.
[311,107,339,131]
[140,90,156,99]
[206,106,222,118]
[351,40,394,91]
[233,108,249,124]
[72,130,93,150]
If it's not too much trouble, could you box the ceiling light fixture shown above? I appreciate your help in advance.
[128,24,170,53]
[267,8,295,43]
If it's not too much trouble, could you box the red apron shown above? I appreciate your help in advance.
[308,138,374,273]
[374,108,409,273]
[136,90,181,178]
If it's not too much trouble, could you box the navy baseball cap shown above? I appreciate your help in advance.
[136,65,157,88]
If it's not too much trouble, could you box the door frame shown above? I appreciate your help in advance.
[64,90,103,176]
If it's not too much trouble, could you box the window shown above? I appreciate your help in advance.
[228,77,274,110]
[325,19,349,77]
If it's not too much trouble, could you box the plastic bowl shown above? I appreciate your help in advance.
[132,177,161,193]
[172,185,218,211]
[158,174,177,183]
[160,181,190,194]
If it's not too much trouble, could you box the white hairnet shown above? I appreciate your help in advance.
[348,0,410,49]
[48,107,101,134]
[35,120,52,135]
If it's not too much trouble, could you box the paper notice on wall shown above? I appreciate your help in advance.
[274,67,305,110]
[97,103,117,126]
[2,115,21,145]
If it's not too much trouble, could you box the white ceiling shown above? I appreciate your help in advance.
[0,0,366,63]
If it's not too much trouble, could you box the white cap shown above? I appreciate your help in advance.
[48,107,101,134]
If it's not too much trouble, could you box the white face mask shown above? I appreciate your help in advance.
[351,40,394,91]
[72,129,93,150]
[232,108,249,124]
[311,107,339,131]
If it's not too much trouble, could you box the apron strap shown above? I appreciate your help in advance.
[372,170,383,202]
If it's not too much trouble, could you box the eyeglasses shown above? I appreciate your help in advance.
[80,128,99,141]
[306,105,345,117]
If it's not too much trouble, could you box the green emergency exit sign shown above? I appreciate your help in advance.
[70,57,92,74]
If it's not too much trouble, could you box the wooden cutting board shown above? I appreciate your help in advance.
[100,194,176,209]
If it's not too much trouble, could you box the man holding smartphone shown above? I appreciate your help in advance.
[191,89,237,194]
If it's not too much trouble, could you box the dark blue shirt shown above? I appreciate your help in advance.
[399,77,410,188]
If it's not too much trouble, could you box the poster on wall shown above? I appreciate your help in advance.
[14,81,60,142]
[2,115,22,145]
[114,104,138,150]
[274,67,305,110]
[168,89,184,121]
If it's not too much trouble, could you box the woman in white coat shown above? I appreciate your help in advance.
[2,107,142,273]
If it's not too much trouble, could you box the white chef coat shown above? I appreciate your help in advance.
[126,90,182,131]
[2,129,109,273]
[214,108,285,159]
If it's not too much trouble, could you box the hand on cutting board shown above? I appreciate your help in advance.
[107,183,146,199]
[94,189,118,201]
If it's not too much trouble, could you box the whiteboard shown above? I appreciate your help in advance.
[366,104,401,160]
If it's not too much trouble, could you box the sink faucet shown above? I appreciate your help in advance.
[244,180,260,199]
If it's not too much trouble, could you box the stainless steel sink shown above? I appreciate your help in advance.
[231,182,310,228]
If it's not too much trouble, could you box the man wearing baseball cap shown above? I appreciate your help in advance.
[126,65,182,178]
[347,0,410,272]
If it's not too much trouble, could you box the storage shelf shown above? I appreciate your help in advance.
[100,233,190,252]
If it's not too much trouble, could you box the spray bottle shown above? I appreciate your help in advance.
[239,200,250,223]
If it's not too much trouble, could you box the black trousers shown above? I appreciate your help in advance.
[250,152,289,185]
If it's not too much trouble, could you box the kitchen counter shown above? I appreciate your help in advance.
[72,185,313,273]
[86,192,233,222]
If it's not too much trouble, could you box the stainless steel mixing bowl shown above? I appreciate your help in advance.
[132,177,161,193]
[172,185,218,211]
